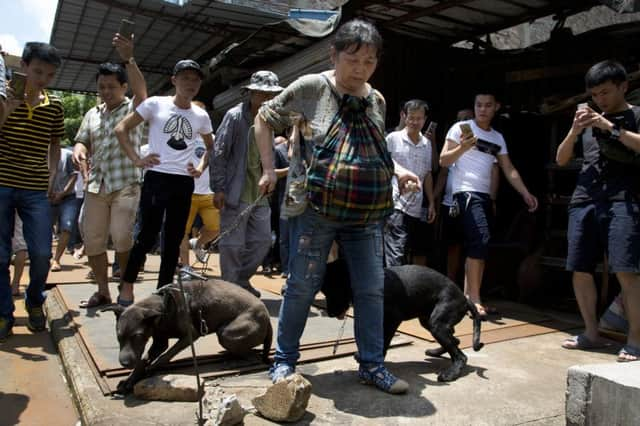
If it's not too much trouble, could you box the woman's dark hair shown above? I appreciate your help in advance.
[332,19,383,58]
[96,62,128,85]
[585,60,627,89]
[402,99,429,116]
[22,42,62,67]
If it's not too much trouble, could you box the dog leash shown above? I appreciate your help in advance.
[192,192,268,271]
[332,316,348,355]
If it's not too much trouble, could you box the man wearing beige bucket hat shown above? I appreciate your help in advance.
[210,70,283,297]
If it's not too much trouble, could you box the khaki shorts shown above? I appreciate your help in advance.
[12,215,27,253]
[82,183,140,256]
[185,193,220,234]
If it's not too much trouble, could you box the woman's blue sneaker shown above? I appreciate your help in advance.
[358,364,408,394]
[269,363,295,383]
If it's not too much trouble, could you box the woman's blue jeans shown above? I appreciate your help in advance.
[0,186,52,321]
[273,207,385,367]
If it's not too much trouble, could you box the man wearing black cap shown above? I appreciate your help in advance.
[211,70,283,297]
[115,58,214,300]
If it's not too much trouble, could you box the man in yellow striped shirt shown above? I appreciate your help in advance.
[0,42,64,341]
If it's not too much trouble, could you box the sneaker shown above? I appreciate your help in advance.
[0,317,14,342]
[179,266,195,281]
[26,305,47,332]
[269,363,295,383]
[189,238,208,263]
[358,364,408,394]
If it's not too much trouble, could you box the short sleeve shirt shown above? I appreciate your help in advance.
[75,97,142,194]
[386,129,432,217]
[137,97,213,176]
[446,119,507,195]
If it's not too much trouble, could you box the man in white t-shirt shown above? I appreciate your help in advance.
[440,91,538,318]
[384,99,436,266]
[115,60,214,302]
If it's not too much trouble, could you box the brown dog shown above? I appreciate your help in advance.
[104,279,272,393]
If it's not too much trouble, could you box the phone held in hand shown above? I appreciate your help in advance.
[10,72,26,98]
[118,19,135,40]
[426,121,438,135]
[459,122,473,139]
[577,102,589,112]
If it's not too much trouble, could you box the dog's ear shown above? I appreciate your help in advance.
[101,304,126,320]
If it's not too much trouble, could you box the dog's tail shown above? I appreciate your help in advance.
[466,298,485,352]
[261,322,273,364]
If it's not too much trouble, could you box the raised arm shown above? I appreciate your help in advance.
[113,34,147,108]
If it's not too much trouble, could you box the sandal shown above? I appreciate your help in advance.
[617,344,640,362]
[79,292,112,309]
[50,262,62,272]
[562,334,610,350]
[117,295,134,307]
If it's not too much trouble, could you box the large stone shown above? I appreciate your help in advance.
[133,374,200,402]
[252,373,312,422]
[566,362,640,425]
[202,388,246,426]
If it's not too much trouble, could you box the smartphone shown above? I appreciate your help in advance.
[459,122,473,138]
[577,102,589,111]
[118,19,135,40]
[10,72,26,98]
[426,121,438,135]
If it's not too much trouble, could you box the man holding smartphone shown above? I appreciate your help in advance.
[0,42,64,341]
[440,90,538,318]
[556,60,640,362]
[72,31,148,309]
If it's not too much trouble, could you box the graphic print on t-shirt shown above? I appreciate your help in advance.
[163,113,193,150]
[195,145,206,159]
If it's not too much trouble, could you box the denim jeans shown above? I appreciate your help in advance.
[0,186,52,321]
[274,207,385,367]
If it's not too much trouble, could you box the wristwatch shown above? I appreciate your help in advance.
[126,57,136,65]
[610,123,622,140]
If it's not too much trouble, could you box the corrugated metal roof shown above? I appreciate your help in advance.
[50,0,600,94]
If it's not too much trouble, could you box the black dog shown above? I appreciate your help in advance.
[104,280,272,393]
[321,260,483,382]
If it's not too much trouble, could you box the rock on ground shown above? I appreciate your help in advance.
[133,374,200,402]
[252,373,312,422]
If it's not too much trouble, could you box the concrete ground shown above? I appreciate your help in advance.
[4,249,630,425]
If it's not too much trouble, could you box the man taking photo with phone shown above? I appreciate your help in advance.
[0,42,64,341]
[440,90,538,319]
[72,31,148,308]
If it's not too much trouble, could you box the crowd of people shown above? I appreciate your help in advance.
[0,18,638,396]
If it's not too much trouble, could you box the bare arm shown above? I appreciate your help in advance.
[275,167,289,178]
[254,113,277,194]
[440,135,476,167]
[424,172,436,223]
[113,34,147,108]
[48,137,61,197]
[115,111,159,168]
[0,87,23,129]
[497,154,538,212]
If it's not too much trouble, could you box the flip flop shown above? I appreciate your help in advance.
[617,344,640,362]
[79,292,112,309]
[117,296,134,307]
[562,334,610,350]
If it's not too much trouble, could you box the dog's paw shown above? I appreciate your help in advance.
[116,379,135,395]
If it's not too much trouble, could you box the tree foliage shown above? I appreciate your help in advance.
[51,91,97,146]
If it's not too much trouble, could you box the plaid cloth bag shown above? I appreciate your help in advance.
[307,90,394,223]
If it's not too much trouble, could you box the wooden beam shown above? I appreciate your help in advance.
[383,0,477,27]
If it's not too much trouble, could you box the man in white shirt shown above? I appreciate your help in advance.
[115,60,214,302]
[384,99,435,266]
[440,91,538,318]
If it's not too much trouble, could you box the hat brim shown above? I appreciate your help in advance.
[174,68,204,79]
[242,84,284,92]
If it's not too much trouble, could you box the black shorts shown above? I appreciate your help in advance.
[567,201,640,273]
[455,192,492,260]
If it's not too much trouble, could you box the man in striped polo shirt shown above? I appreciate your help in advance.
[0,42,64,341]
